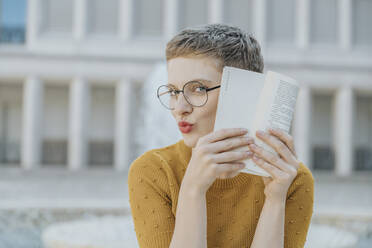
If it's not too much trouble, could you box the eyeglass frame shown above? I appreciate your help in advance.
[156,80,221,110]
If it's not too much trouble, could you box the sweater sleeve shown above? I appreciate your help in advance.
[127,152,175,248]
[284,162,314,248]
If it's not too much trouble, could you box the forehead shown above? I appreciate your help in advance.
[166,56,222,88]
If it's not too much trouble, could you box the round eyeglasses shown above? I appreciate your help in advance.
[157,80,221,110]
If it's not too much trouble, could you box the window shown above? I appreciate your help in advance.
[266,0,295,45]
[89,86,115,166]
[41,0,73,34]
[354,95,372,171]
[178,0,208,30]
[0,0,26,44]
[0,84,23,164]
[223,0,253,33]
[87,0,119,35]
[42,85,69,165]
[310,0,338,45]
[353,0,372,47]
[133,0,164,38]
[311,93,335,170]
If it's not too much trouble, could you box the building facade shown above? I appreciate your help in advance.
[0,0,371,175]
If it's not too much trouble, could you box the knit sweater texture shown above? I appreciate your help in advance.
[128,139,314,248]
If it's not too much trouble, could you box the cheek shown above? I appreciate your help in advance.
[170,110,176,119]
[206,94,219,116]
[198,96,218,122]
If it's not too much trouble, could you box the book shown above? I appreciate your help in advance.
[213,66,299,177]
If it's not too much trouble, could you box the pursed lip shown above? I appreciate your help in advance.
[178,121,193,127]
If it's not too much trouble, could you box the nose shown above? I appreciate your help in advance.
[173,91,193,113]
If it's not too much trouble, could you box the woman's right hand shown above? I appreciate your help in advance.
[182,128,254,195]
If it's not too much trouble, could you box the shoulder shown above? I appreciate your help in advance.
[128,142,180,181]
[287,162,314,198]
[127,142,184,204]
[297,162,314,186]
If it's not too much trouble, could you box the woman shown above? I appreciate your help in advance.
[128,24,314,248]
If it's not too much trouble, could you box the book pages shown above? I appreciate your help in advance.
[213,67,299,177]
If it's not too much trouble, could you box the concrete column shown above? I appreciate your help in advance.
[252,0,266,49]
[334,86,354,176]
[74,0,87,42]
[208,0,223,24]
[22,77,44,170]
[26,0,41,48]
[119,0,133,41]
[296,0,310,49]
[339,0,352,50]
[68,78,90,170]
[293,86,312,169]
[114,79,134,171]
[164,0,179,40]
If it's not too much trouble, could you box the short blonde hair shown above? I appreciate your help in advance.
[165,23,264,73]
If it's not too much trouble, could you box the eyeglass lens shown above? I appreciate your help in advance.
[157,81,208,109]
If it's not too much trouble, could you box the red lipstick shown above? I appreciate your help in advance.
[178,121,193,134]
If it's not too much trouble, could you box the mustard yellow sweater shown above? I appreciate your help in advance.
[128,139,314,248]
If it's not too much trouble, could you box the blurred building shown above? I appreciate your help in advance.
[0,0,371,176]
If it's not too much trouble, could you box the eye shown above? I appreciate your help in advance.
[190,84,206,92]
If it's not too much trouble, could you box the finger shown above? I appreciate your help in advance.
[213,163,245,175]
[225,170,242,178]
[252,154,285,178]
[206,135,254,153]
[200,128,248,144]
[211,150,253,164]
[268,128,297,157]
[218,169,241,179]
[256,130,298,166]
[249,144,298,174]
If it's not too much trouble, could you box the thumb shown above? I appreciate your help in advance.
[261,176,271,186]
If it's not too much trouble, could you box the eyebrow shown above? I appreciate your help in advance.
[167,79,214,88]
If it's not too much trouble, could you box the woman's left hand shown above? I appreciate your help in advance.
[248,128,300,202]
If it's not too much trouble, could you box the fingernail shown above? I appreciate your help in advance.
[257,130,265,136]
[249,144,257,149]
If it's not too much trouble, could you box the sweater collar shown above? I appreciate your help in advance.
[176,139,255,189]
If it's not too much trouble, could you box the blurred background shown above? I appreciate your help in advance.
[0,0,371,247]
